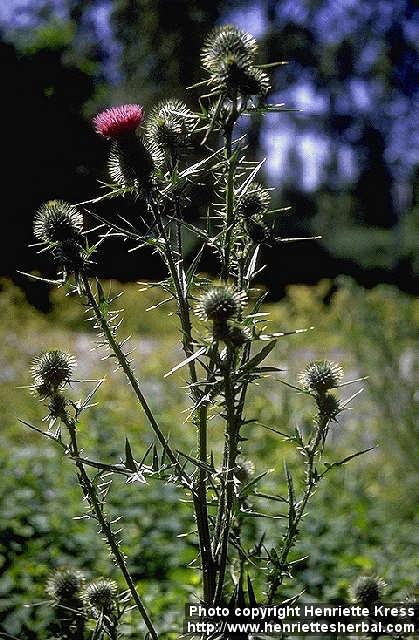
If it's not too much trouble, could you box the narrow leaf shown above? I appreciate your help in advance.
[320,447,376,478]
[152,444,159,471]
[124,438,136,471]
[240,341,276,376]
[247,576,257,606]
[164,346,206,377]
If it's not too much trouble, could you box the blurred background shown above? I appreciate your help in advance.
[0,1,418,638]
[1,0,418,304]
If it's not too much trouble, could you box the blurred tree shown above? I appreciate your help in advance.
[110,0,224,105]
[0,34,102,306]
[1,0,417,300]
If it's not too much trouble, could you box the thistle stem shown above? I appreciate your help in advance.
[65,417,158,639]
[150,201,216,602]
[222,125,235,283]
[81,274,192,491]
[213,347,239,604]
[267,418,326,603]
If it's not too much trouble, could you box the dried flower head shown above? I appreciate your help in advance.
[34,200,83,244]
[146,99,195,160]
[84,578,118,614]
[201,25,257,73]
[236,183,270,219]
[46,568,84,604]
[31,350,76,391]
[195,287,247,322]
[299,360,344,394]
[93,104,144,139]
[350,576,386,606]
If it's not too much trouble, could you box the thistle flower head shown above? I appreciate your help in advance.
[214,58,269,97]
[146,99,195,159]
[31,350,76,392]
[239,66,270,97]
[299,360,344,394]
[46,568,84,604]
[246,219,272,245]
[108,137,154,189]
[52,239,88,273]
[214,322,252,347]
[84,578,118,614]
[315,392,342,420]
[236,183,270,219]
[47,392,68,419]
[350,576,386,606]
[195,287,247,322]
[34,200,83,244]
[201,25,257,73]
[93,104,144,139]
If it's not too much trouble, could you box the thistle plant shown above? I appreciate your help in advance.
[21,25,372,638]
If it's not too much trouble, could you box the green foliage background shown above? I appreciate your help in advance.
[0,277,417,637]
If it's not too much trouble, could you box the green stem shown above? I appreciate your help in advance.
[81,274,191,491]
[222,123,235,283]
[213,347,239,604]
[150,203,216,602]
[267,418,326,603]
[65,418,158,639]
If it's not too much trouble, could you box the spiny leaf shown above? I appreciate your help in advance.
[247,576,257,606]
[239,340,276,376]
[96,280,106,305]
[285,462,296,526]
[239,469,272,498]
[124,437,136,471]
[152,444,159,471]
[164,346,207,377]
[176,450,214,473]
[320,447,376,478]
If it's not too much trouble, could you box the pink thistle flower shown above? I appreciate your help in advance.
[93,104,144,138]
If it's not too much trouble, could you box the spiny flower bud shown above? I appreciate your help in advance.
[245,219,273,245]
[34,200,83,244]
[214,321,252,347]
[236,183,270,219]
[46,568,84,604]
[201,25,257,73]
[31,350,76,392]
[47,392,68,420]
[84,578,118,614]
[93,104,144,139]
[146,99,195,160]
[52,239,89,273]
[350,576,386,606]
[214,57,269,97]
[108,136,154,190]
[195,287,247,322]
[299,360,344,394]
[315,392,342,420]
[209,55,270,98]
[238,65,270,97]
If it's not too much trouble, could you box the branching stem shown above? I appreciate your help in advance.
[81,273,192,491]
